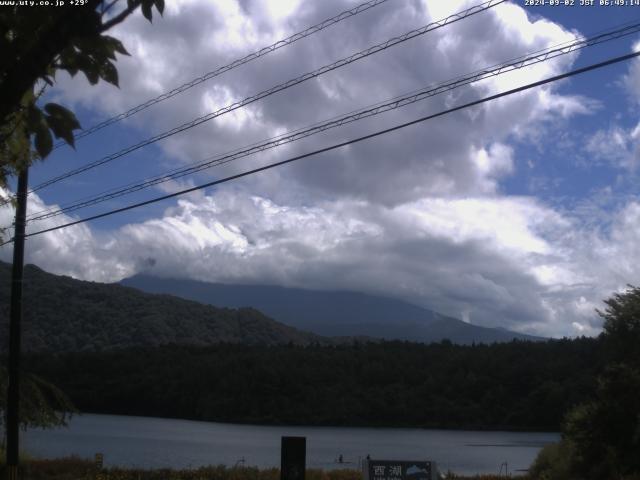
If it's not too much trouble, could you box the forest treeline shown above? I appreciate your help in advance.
[24,337,600,431]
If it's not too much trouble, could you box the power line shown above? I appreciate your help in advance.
[51,0,391,150]
[1,50,635,246]
[23,20,640,223]
[29,0,506,194]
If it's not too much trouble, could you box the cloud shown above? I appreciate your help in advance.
[45,0,594,208]
[0,190,129,282]
[4,187,640,338]
[584,122,640,172]
[10,0,634,339]
[621,40,640,104]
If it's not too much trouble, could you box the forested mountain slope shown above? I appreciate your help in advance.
[0,261,323,352]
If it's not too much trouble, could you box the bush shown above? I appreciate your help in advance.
[528,440,575,480]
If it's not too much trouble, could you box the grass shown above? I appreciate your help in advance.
[0,456,529,480]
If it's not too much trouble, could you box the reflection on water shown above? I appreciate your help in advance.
[24,413,558,475]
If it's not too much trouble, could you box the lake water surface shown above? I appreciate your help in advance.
[24,414,558,476]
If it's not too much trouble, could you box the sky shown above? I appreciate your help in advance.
[2,0,640,338]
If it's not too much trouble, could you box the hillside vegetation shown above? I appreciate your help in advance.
[528,286,640,480]
[0,262,322,352]
[26,338,600,431]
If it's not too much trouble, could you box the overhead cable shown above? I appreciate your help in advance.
[24,20,640,223]
[30,0,506,193]
[0,50,635,246]
[51,0,392,149]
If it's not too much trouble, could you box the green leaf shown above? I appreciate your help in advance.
[73,36,102,55]
[44,103,81,147]
[141,0,153,21]
[44,103,81,129]
[103,35,130,57]
[73,41,109,68]
[33,119,53,158]
[100,61,119,87]
[80,60,100,85]
[59,46,81,77]
[25,104,45,131]
[46,118,75,148]
[154,0,164,15]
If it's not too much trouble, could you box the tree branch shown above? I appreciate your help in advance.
[101,0,121,17]
[100,0,141,32]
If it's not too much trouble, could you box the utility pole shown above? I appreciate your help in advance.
[6,166,29,480]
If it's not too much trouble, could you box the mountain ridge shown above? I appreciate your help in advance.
[0,261,327,352]
[121,274,544,344]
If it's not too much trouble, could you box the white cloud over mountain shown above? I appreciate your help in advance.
[2,0,640,337]
[3,186,639,338]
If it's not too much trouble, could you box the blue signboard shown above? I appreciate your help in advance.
[365,460,434,480]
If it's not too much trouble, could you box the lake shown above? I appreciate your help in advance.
[24,414,558,476]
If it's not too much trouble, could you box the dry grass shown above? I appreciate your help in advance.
[1,457,530,480]
[3,456,95,480]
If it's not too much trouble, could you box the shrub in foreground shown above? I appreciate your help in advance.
[528,440,575,480]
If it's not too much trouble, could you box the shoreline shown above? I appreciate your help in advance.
[62,411,562,435]
[23,413,553,475]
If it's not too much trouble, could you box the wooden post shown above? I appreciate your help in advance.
[281,436,305,480]
[6,167,29,480]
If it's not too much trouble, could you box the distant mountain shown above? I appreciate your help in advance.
[121,275,544,344]
[0,262,324,352]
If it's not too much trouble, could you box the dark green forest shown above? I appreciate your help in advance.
[25,337,600,431]
[0,262,323,352]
